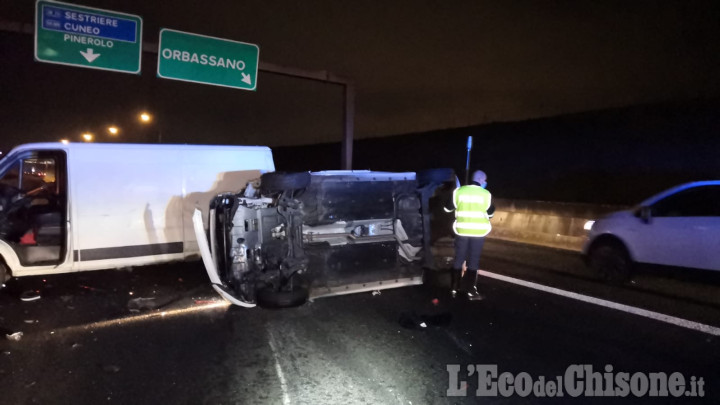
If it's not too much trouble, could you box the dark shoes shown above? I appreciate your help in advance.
[450,288,484,301]
[466,287,484,301]
[467,291,485,301]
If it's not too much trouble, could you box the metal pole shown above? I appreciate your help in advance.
[465,136,473,185]
[341,83,355,170]
[258,62,354,170]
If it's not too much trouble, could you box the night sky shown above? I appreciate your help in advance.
[1,0,720,153]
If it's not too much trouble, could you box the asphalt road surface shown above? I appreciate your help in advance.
[1,240,718,404]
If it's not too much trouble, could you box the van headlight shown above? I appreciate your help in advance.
[583,220,595,231]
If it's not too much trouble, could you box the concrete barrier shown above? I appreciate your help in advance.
[488,198,628,251]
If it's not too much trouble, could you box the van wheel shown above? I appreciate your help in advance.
[256,285,309,309]
[416,168,454,187]
[589,242,632,282]
[261,172,311,194]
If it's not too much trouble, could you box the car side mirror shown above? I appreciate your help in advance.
[639,206,652,224]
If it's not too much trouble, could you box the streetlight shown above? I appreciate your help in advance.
[60,139,69,144]
[82,133,94,142]
[108,126,119,135]
[138,111,161,143]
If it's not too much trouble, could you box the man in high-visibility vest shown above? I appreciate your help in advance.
[444,170,494,300]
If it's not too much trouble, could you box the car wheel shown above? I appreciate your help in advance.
[256,284,309,309]
[260,172,311,194]
[416,168,454,187]
[589,242,632,282]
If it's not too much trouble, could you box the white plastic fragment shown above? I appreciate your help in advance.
[20,290,41,302]
[6,332,23,341]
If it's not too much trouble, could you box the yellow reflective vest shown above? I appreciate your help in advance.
[451,185,492,237]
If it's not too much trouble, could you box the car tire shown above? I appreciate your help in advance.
[416,168,454,187]
[260,172,311,193]
[589,241,632,282]
[256,285,310,309]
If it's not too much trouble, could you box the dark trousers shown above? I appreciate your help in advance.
[451,236,485,292]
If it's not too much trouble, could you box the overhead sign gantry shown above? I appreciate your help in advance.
[157,29,260,91]
[34,0,142,74]
[23,0,354,168]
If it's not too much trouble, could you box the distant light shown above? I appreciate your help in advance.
[82,133,93,142]
[584,220,595,231]
[139,112,152,123]
[60,139,69,144]
[108,126,119,135]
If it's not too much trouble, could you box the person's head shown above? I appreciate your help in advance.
[472,170,487,188]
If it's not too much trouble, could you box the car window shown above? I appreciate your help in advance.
[651,185,720,217]
[21,157,57,194]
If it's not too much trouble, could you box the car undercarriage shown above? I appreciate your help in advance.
[197,169,452,308]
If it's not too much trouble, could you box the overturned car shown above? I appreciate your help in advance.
[193,169,451,308]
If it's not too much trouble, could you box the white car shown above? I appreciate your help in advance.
[583,181,720,280]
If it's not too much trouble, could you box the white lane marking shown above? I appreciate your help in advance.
[267,330,291,405]
[477,269,720,337]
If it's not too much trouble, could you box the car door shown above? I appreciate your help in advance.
[0,150,68,266]
[682,186,720,271]
[635,185,720,270]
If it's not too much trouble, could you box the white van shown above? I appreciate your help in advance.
[0,142,275,283]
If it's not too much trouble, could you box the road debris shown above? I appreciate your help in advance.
[399,311,452,330]
[102,365,120,373]
[20,290,41,302]
[128,297,158,312]
[79,284,106,293]
[6,332,23,341]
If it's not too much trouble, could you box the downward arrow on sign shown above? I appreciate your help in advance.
[80,48,100,63]
[241,73,252,85]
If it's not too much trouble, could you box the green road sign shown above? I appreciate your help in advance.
[157,29,259,91]
[34,0,142,74]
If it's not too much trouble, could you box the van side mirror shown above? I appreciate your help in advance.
[639,206,652,224]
